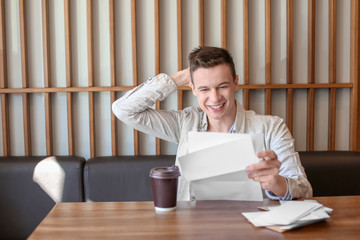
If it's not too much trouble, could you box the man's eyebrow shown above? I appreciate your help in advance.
[218,81,231,86]
[197,86,209,90]
[196,81,231,89]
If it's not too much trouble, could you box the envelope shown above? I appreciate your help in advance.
[178,132,264,201]
[242,200,332,232]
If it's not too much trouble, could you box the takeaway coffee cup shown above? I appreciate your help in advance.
[149,165,180,212]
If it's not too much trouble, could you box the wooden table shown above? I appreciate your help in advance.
[28,196,360,240]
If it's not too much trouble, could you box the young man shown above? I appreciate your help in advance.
[112,46,312,201]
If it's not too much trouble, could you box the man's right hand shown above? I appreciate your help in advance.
[171,68,191,88]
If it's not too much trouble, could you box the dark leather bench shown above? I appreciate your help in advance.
[1,151,359,239]
[83,151,360,202]
[84,155,175,202]
[299,151,360,197]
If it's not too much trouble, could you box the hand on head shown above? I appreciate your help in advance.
[171,68,192,88]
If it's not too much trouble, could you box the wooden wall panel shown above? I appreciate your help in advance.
[221,0,227,49]
[109,0,117,156]
[242,0,249,110]
[64,0,74,155]
[350,0,360,151]
[131,0,139,155]
[328,0,337,150]
[286,0,294,134]
[307,0,315,151]
[0,0,10,156]
[42,0,53,155]
[0,0,357,157]
[86,0,95,158]
[19,0,31,156]
[265,0,271,115]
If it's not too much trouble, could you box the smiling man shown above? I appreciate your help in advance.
[112,46,312,201]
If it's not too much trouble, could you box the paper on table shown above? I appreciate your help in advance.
[253,201,323,226]
[242,200,331,232]
[178,132,264,201]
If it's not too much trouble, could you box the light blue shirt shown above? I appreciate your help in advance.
[112,73,313,201]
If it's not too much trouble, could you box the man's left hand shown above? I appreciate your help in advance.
[245,150,287,197]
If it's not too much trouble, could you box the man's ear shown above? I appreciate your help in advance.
[190,80,197,96]
[235,74,239,85]
[234,74,239,90]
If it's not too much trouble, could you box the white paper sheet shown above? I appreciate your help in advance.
[242,200,331,232]
[178,132,264,201]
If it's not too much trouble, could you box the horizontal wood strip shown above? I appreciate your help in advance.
[0,83,352,94]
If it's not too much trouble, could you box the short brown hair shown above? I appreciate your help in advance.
[188,46,236,83]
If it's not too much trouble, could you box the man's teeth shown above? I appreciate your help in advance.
[211,104,223,109]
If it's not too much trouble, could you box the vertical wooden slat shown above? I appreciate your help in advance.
[109,0,117,156]
[286,0,294,133]
[0,0,10,156]
[221,0,227,49]
[177,0,183,111]
[0,0,5,82]
[243,0,249,110]
[199,0,204,46]
[265,0,271,115]
[22,94,31,155]
[131,0,139,155]
[64,0,74,155]
[0,0,5,87]
[307,0,315,151]
[0,95,9,155]
[177,0,182,72]
[44,93,52,154]
[328,0,336,150]
[66,92,74,155]
[42,0,53,155]
[154,0,161,155]
[177,91,183,111]
[86,0,95,157]
[19,0,31,156]
[350,0,360,151]
[42,0,50,89]
[109,0,116,87]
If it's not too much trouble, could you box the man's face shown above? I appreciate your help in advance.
[191,63,238,123]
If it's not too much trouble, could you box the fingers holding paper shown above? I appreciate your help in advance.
[246,150,287,197]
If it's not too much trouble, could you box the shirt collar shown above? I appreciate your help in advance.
[198,100,246,133]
